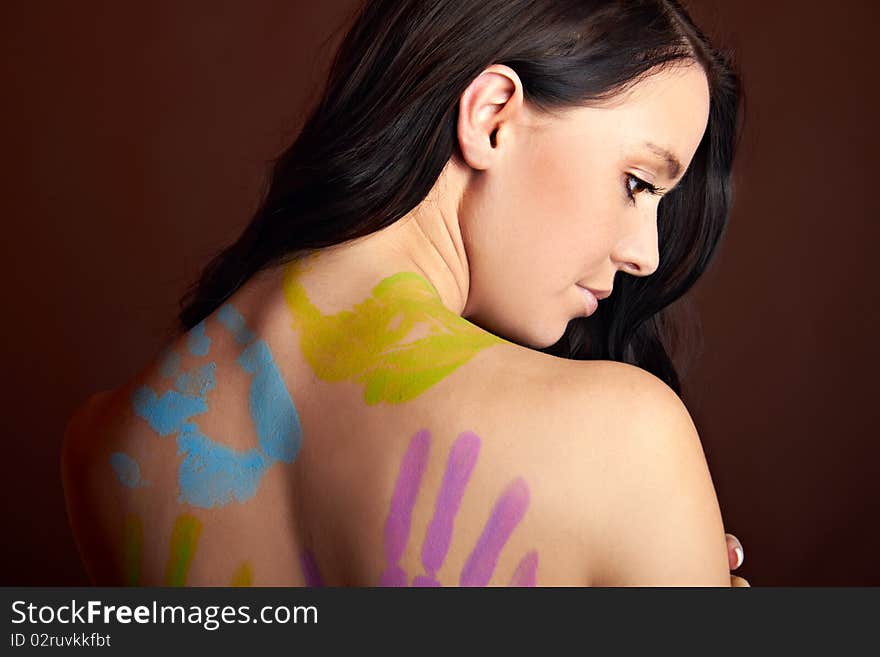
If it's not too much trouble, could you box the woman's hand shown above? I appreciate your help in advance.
[726,533,750,587]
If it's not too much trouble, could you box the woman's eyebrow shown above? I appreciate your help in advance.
[644,142,682,180]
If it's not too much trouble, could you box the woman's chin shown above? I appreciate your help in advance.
[465,306,569,350]
[500,319,569,351]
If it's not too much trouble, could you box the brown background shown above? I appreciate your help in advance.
[2,0,877,586]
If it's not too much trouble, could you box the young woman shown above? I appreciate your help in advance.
[62,0,749,586]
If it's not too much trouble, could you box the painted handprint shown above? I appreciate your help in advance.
[125,303,302,508]
[109,303,321,586]
[380,429,539,587]
[119,509,324,586]
[283,256,504,405]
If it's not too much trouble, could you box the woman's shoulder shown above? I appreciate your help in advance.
[303,345,729,586]
[516,355,730,585]
[426,349,730,585]
[60,300,322,585]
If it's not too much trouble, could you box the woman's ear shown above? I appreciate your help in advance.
[457,64,524,171]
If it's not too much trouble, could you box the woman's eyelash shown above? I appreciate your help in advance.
[625,173,667,204]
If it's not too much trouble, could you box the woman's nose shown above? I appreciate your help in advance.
[611,210,660,277]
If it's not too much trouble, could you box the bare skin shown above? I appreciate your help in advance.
[62,62,747,586]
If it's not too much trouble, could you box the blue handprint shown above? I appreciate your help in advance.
[128,304,302,509]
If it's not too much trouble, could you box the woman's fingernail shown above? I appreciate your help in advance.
[733,545,744,569]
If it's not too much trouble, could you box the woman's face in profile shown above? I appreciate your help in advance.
[459,63,711,348]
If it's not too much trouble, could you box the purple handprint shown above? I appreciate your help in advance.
[380,429,538,587]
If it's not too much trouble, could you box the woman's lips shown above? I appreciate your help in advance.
[576,285,599,316]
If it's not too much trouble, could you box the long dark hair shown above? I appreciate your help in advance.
[177,0,742,395]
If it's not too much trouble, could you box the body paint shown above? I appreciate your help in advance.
[128,303,302,509]
[116,303,304,584]
[110,452,148,488]
[459,477,530,587]
[509,550,539,587]
[164,513,202,586]
[217,304,255,345]
[282,258,503,404]
[187,320,211,357]
[122,517,266,586]
[299,549,324,587]
[175,423,270,508]
[173,362,216,397]
[413,431,480,587]
[131,384,210,437]
[379,429,431,586]
[237,339,302,463]
[380,429,537,587]
[123,513,143,586]
[230,561,253,586]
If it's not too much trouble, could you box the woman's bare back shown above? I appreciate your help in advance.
[62,255,730,586]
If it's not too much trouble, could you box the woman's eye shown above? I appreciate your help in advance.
[624,173,664,205]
